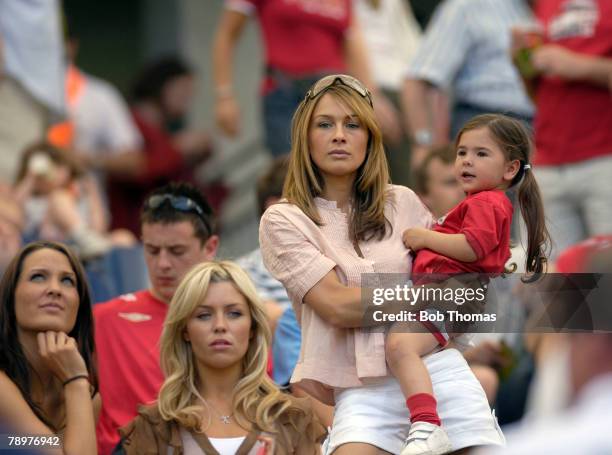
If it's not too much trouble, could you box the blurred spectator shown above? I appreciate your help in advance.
[356,0,422,185]
[47,24,144,215]
[480,239,612,454]
[94,182,219,455]
[212,0,401,156]
[237,156,295,386]
[13,143,135,260]
[108,57,212,236]
[402,0,535,169]
[238,157,291,312]
[0,0,65,183]
[521,235,612,425]
[412,145,464,219]
[513,0,612,260]
[0,185,23,274]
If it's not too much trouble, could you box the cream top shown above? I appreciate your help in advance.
[260,185,433,404]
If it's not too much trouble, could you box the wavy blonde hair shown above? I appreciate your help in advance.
[283,77,392,242]
[158,261,299,432]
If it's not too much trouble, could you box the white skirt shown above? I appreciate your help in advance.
[324,348,505,454]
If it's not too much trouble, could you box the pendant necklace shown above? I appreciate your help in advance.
[203,398,234,424]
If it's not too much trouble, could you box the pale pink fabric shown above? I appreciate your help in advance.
[259,185,433,405]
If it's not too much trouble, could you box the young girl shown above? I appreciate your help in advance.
[388,114,550,455]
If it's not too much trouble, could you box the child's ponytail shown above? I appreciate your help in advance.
[517,165,551,281]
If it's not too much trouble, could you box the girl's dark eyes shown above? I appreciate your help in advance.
[457,150,466,156]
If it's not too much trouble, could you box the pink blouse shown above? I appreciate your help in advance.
[259,185,433,405]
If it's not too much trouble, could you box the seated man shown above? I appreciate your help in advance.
[412,144,464,220]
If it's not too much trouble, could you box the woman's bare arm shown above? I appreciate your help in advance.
[304,270,436,329]
[0,371,96,455]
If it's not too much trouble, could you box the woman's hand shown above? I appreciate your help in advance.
[402,227,431,251]
[37,331,88,383]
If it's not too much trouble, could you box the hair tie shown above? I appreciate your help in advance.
[523,163,531,171]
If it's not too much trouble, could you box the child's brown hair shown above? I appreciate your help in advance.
[16,142,83,184]
[456,114,550,279]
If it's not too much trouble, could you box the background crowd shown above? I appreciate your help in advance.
[0,0,611,454]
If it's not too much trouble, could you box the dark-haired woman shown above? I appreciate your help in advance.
[0,241,98,454]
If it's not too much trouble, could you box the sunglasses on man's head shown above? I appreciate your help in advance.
[145,194,212,234]
[304,74,373,107]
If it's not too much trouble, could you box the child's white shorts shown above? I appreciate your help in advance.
[324,348,505,454]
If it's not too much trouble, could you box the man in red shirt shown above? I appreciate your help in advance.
[93,182,219,455]
[515,0,612,260]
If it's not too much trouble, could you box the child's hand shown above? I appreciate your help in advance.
[402,228,430,251]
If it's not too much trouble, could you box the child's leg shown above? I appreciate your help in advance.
[387,324,453,455]
[386,328,439,397]
[386,324,442,426]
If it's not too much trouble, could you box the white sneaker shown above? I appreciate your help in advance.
[400,421,453,455]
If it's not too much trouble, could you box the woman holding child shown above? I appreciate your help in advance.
[259,75,507,454]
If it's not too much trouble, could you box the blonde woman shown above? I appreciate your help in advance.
[259,75,505,454]
[119,261,325,454]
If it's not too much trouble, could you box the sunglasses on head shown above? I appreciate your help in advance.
[145,194,212,235]
[304,74,373,107]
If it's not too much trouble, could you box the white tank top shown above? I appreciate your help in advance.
[208,437,246,455]
[177,427,246,455]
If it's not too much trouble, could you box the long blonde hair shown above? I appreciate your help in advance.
[283,78,392,242]
[157,261,299,432]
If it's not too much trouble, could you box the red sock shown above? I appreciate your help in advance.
[406,393,441,426]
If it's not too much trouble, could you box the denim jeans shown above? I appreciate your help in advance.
[262,71,322,157]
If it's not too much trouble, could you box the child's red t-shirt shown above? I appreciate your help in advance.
[412,190,513,276]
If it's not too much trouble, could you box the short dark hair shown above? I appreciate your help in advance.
[130,56,192,104]
[413,145,455,196]
[0,241,97,431]
[140,182,216,245]
[256,156,289,215]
